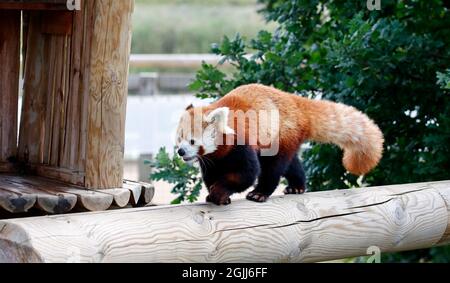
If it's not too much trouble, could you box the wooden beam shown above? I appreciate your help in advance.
[0,10,20,165]
[0,174,154,214]
[1,181,449,263]
[0,0,69,10]
[41,11,73,35]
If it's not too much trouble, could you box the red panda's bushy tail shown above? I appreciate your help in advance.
[304,99,384,175]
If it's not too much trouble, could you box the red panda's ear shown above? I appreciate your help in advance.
[185,104,194,111]
[205,107,235,135]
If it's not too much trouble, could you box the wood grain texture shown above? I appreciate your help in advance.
[0,175,152,214]
[0,188,36,214]
[0,181,449,263]
[0,0,68,10]
[17,0,133,189]
[19,12,50,164]
[123,180,155,206]
[34,165,85,186]
[85,0,134,189]
[0,10,20,164]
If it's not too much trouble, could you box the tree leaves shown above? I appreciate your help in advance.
[149,148,202,204]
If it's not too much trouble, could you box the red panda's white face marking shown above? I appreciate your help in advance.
[176,107,235,163]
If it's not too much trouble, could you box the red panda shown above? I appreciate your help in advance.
[176,84,384,205]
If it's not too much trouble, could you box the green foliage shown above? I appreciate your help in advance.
[437,69,450,90]
[149,148,202,204]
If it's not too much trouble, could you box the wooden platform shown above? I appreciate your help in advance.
[0,174,154,215]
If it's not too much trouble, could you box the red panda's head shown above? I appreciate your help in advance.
[175,105,235,163]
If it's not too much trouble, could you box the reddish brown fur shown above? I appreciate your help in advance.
[185,84,384,175]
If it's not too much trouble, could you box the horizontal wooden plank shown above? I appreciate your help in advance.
[0,0,69,10]
[33,165,85,186]
[123,179,155,206]
[0,163,16,173]
[41,11,73,35]
[0,174,153,214]
[0,188,36,213]
[0,176,77,213]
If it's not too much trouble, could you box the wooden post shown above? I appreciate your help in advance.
[16,0,134,189]
[85,0,134,189]
[1,181,449,263]
[0,10,20,171]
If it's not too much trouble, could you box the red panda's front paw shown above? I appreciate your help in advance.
[246,190,270,203]
[206,194,231,205]
[206,190,231,206]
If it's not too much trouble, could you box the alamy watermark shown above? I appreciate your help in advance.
[367,0,381,11]
[66,0,81,11]
[366,246,381,263]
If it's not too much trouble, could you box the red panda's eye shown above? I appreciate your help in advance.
[190,139,195,145]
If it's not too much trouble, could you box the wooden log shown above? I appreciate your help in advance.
[98,189,131,208]
[0,0,69,10]
[21,176,114,212]
[85,0,134,189]
[0,174,152,214]
[0,188,36,214]
[122,181,142,206]
[123,180,155,206]
[0,10,20,165]
[0,181,449,263]
[0,176,77,214]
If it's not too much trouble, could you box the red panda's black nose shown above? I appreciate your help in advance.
[177,148,186,157]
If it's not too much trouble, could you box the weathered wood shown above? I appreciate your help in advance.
[34,165,85,186]
[0,188,36,214]
[16,0,134,191]
[123,181,143,206]
[96,189,131,208]
[0,175,152,214]
[0,176,77,214]
[0,10,20,165]
[0,163,16,173]
[140,183,155,205]
[0,0,68,10]
[19,12,48,164]
[85,0,134,189]
[0,181,449,263]
[41,11,73,35]
[123,180,155,206]
[433,182,450,245]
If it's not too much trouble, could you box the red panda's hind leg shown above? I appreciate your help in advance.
[246,155,292,203]
[283,155,307,195]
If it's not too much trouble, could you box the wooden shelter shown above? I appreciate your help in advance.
[0,0,153,215]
